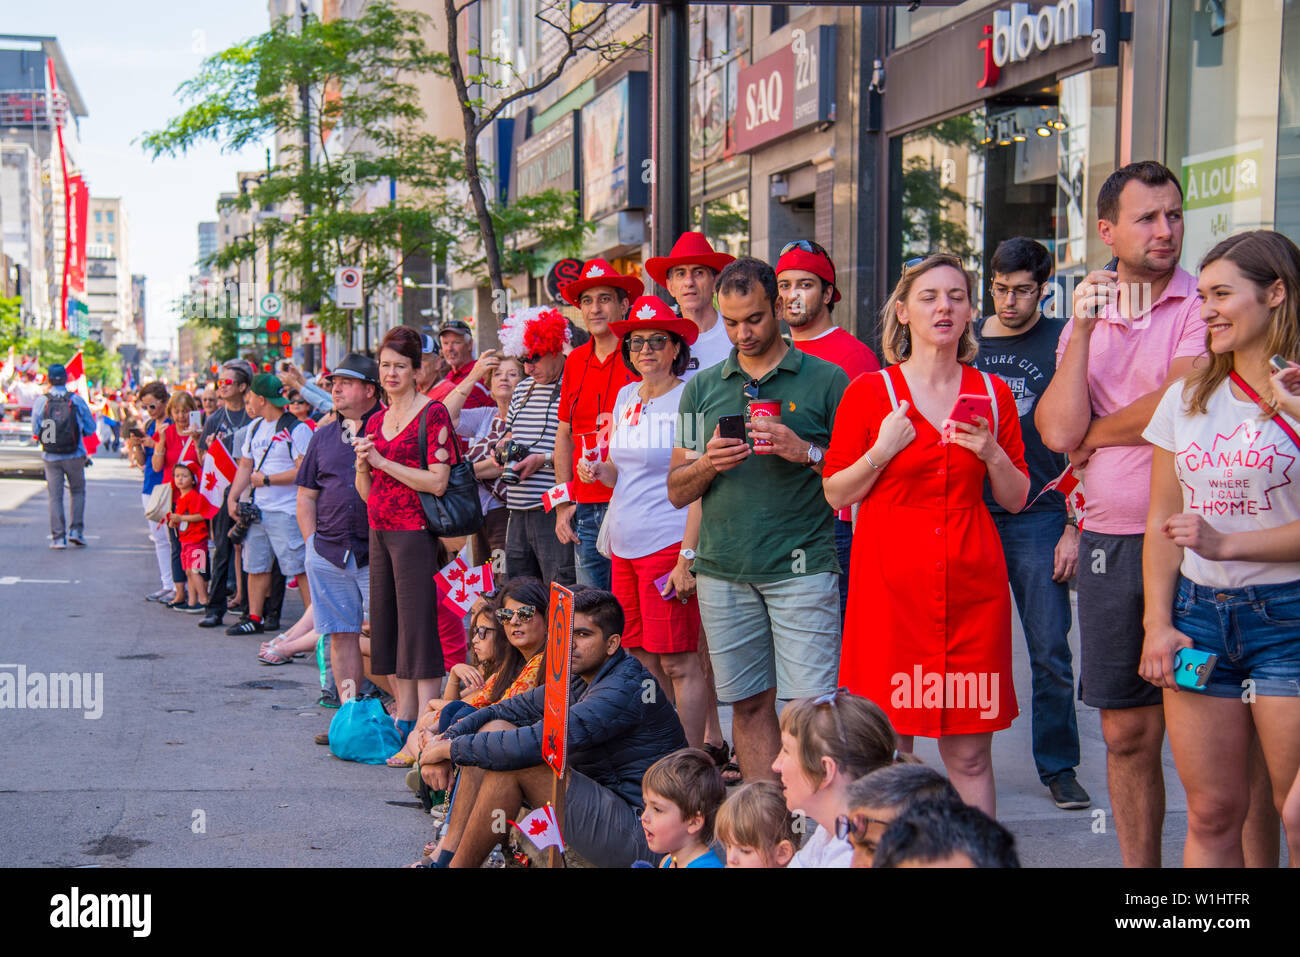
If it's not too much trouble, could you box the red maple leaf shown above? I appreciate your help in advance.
[204,472,217,491]
[447,566,465,581]
[527,818,549,837]
[464,572,480,586]
[452,587,468,603]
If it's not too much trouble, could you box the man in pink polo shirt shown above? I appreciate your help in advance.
[1036,161,1206,867]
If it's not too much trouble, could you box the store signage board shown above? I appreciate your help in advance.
[512,111,579,203]
[581,73,649,221]
[734,26,836,154]
[1180,141,1265,273]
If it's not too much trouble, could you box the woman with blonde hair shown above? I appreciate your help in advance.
[824,254,1028,817]
[1141,229,1300,867]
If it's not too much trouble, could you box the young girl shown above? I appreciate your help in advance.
[716,781,800,868]
[1141,229,1300,867]
[168,459,209,614]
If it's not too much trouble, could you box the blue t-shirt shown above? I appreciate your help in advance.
[141,419,170,494]
[658,847,725,868]
[975,315,1067,515]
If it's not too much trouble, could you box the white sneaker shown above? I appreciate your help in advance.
[50,538,67,550]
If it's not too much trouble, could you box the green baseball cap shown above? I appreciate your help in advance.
[251,373,289,407]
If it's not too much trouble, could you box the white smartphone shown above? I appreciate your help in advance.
[188,410,203,431]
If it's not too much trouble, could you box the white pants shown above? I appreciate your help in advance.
[142,491,171,591]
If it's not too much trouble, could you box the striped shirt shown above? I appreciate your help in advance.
[504,374,565,510]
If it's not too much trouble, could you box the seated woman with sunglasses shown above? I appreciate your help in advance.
[772,690,916,868]
[580,295,717,753]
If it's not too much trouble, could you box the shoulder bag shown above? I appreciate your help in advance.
[417,401,484,537]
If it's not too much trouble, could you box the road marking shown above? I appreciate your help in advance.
[0,577,72,585]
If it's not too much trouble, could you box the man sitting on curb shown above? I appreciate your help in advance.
[419,588,688,868]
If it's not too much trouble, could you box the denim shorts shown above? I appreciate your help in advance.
[242,508,306,575]
[304,535,370,635]
[695,571,841,703]
[1172,576,1300,699]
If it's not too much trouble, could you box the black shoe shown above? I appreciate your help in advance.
[165,598,189,609]
[226,618,264,636]
[1048,773,1091,810]
[261,618,281,633]
[197,614,224,628]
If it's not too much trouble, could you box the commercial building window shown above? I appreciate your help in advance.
[94,210,102,223]
[106,211,115,224]
[1165,0,1295,269]
[108,233,115,245]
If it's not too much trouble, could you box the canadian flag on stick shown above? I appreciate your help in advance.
[508,804,565,852]
[198,438,238,519]
[1026,464,1087,528]
[64,350,99,455]
[435,549,495,616]
[542,481,575,512]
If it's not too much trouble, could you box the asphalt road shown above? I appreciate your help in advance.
[0,454,1278,868]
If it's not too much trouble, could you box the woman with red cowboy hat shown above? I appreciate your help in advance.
[579,294,718,753]
[644,232,736,377]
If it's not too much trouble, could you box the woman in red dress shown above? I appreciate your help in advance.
[824,254,1029,816]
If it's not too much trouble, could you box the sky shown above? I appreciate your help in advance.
[8,0,275,352]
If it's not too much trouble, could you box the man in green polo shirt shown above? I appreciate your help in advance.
[668,256,849,782]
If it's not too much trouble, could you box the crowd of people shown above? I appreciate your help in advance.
[19,158,1300,868]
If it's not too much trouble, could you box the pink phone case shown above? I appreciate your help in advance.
[654,571,676,601]
[948,393,993,428]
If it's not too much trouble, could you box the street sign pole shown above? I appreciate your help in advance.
[541,583,574,868]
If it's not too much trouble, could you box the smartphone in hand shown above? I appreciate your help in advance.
[1270,354,1292,374]
[189,410,203,431]
[1173,648,1218,691]
[653,571,676,601]
[717,414,746,442]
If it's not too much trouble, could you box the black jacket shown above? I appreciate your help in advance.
[446,647,687,808]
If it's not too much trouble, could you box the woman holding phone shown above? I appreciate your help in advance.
[130,381,176,603]
[579,295,713,750]
[151,390,200,609]
[354,325,457,764]
[823,254,1028,816]
[1140,230,1300,867]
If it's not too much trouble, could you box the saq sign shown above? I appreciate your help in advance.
[735,26,835,154]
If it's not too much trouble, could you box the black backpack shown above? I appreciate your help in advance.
[40,393,79,454]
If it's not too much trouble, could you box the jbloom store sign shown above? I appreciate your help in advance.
[735,25,836,154]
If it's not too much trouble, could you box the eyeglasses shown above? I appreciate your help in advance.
[143,402,159,412]
[742,378,761,401]
[471,626,496,643]
[521,355,540,365]
[990,283,1041,302]
[628,335,671,353]
[812,687,851,773]
[495,605,538,623]
[834,811,891,844]
[781,239,829,257]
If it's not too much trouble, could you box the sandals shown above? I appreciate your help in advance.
[259,634,306,659]
[257,639,294,666]
[704,740,743,786]
[386,750,416,768]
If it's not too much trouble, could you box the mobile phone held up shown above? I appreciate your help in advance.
[1105,256,1119,272]
[189,410,203,431]
[1270,354,1292,374]
[942,393,993,444]
[717,413,746,442]
[1173,648,1218,691]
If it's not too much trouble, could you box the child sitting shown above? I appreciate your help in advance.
[640,748,726,868]
[168,459,209,614]
[716,781,800,868]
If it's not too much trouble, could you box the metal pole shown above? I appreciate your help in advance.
[650,0,690,284]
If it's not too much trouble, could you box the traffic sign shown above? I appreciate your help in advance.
[259,293,283,317]
[237,332,254,346]
[541,583,574,778]
[336,266,362,309]
[237,315,260,330]
[302,317,322,344]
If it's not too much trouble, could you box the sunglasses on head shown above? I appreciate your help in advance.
[495,605,538,623]
[628,334,671,353]
[781,239,829,257]
[902,254,965,276]
[742,378,761,401]
[812,687,852,772]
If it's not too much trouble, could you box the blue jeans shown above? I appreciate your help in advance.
[574,502,611,590]
[992,510,1079,784]
[834,517,852,627]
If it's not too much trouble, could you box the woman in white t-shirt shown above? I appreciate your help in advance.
[1141,229,1300,867]
[577,295,714,750]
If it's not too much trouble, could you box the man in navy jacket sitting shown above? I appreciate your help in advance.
[420,587,688,867]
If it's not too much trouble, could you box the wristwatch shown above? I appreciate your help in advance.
[544,452,553,467]
[807,444,824,467]
[680,548,696,562]
[263,474,271,487]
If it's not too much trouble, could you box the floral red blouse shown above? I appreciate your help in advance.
[364,400,457,531]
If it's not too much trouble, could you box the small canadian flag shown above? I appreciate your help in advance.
[1027,464,1087,528]
[198,438,238,520]
[542,481,575,512]
[441,563,495,616]
[509,804,565,852]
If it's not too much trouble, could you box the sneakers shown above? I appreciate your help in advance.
[68,534,87,547]
[226,618,265,636]
[317,689,340,709]
[50,538,67,550]
[145,588,171,602]
[1048,773,1091,810]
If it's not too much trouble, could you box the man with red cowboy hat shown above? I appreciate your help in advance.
[774,239,881,623]
[552,257,644,589]
[644,231,735,378]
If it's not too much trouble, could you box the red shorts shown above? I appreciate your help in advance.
[612,543,700,655]
[182,542,208,574]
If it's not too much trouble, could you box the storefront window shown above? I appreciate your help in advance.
[1275,0,1300,239]
[1166,0,1287,271]
[704,188,750,258]
[690,6,750,171]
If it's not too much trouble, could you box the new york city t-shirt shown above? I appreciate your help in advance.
[1144,377,1300,588]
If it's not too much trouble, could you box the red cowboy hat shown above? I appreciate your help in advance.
[608,295,700,345]
[643,231,736,287]
[559,258,645,306]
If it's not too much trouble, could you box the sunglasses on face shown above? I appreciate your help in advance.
[218,378,236,386]
[495,605,538,623]
[628,335,671,353]
[521,355,540,365]
[471,626,496,642]
[781,239,829,257]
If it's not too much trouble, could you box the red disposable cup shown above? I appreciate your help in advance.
[748,399,781,452]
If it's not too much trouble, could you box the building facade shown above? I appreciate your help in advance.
[85,196,135,351]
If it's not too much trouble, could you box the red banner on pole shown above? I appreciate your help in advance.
[541,583,574,777]
[67,174,87,297]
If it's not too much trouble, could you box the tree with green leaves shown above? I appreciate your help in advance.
[143,1,589,348]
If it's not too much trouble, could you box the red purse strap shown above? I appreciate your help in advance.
[1229,370,1300,452]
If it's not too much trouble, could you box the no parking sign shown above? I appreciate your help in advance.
[335,266,362,309]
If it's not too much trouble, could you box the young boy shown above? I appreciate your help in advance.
[640,748,726,868]
[169,459,210,613]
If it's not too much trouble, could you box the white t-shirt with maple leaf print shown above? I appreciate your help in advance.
[1144,378,1300,587]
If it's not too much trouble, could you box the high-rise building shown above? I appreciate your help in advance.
[0,35,88,330]
[85,196,133,350]
[197,221,217,276]
[131,273,146,343]
[0,142,50,326]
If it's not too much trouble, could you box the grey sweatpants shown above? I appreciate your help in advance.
[45,457,86,541]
